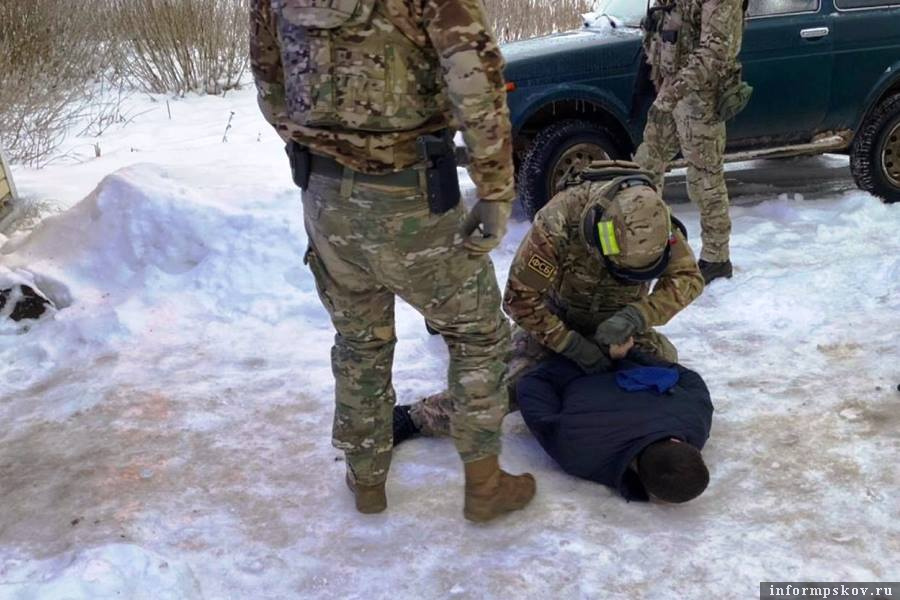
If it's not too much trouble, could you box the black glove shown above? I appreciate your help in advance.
[594,305,647,347]
[560,331,612,374]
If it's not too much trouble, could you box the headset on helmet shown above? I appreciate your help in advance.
[577,165,687,284]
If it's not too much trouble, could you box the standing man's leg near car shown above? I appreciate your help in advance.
[635,95,733,282]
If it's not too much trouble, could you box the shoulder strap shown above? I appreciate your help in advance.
[572,160,658,194]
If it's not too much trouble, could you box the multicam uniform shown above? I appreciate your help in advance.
[250,0,515,486]
[410,177,705,436]
[633,0,745,264]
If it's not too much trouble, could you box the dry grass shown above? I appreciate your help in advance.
[485,0,595,42]
[0,0,584,165]
[109,0,249,95]
[0,0,109,165]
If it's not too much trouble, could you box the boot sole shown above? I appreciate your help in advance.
[463,476,536,523]
[345,473,387,514]
[463,496,533,523]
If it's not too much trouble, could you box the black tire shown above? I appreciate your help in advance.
[517,119,626,220]
[850,92,900,204]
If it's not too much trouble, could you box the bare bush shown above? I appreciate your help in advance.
[110,0,249,95]
[0,0,109,165]
[484,0,595,42]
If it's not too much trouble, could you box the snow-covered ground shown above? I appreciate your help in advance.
[1,89,898,600]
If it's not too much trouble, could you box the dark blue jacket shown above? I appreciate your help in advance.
[516,355,714,501]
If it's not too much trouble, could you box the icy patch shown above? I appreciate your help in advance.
[0,545,202,600]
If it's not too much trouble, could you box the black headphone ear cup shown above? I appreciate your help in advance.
[586,204,606,252]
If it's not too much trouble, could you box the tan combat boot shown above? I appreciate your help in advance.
[463,455,536,523]
[345,471,387,515]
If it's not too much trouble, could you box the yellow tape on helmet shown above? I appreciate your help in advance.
[597,221,620,256]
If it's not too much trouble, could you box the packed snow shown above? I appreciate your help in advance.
[1,88,898,600]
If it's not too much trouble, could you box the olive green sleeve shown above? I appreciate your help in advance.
[630,230,704,326]
[503,200,573,353]
[424,0,515,203]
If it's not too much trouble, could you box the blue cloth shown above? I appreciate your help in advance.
[616,367,680,394]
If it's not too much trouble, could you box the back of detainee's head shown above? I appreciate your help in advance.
[638,440,709,503]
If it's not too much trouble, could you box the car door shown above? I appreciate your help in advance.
[825,0,900,130]
[727,0,834,148]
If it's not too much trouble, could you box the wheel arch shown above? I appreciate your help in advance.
[511,86,639,158]
[853,65,900,142]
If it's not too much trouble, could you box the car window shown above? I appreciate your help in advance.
[835,0,898,8]
[747,0,820,16]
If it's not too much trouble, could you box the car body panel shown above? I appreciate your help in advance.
[828,2,900,131]
[503,27,645,143]
[729,6,834,146]
[501,0,900,157]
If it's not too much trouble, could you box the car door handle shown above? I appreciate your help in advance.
[800,27,830,39]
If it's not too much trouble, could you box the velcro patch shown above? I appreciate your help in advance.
[527,254,557,280]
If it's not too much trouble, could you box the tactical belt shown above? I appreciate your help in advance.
[310,153,420,187]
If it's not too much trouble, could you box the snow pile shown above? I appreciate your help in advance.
[0,87,898,599]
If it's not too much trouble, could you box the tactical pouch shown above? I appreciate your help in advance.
[286,141,311,190]
[655,6,683,79]
[276,0,375,29]
[417,131,461,215]
[716,66,754,122]
[274,0,442,133]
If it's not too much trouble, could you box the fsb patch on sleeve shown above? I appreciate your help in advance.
[527,254,557,280]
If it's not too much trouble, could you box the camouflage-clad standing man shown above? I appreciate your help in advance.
[633,0,745,283]
[395,162,705,440]
[250,0,535,522]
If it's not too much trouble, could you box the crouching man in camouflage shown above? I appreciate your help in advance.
[633,0,746,284]
[250,0,534,521]
[394,161,705,443]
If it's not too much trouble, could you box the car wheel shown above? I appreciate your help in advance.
[850,92,900,204]
[518,119,626,220]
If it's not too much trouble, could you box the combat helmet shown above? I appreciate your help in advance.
[575,160,686,283]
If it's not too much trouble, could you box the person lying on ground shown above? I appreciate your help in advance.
[516,347,712,503]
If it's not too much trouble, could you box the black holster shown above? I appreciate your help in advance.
[417,130,461,215]
[285,140,311,191]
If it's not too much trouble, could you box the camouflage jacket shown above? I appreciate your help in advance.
[249,0,515,202]
[645,0,744,95]
[503,182,705,353]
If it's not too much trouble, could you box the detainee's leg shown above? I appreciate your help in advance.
[303,175,398,487]
[634,104,681,191]
[675,96,731,263]
[409,326,549,435]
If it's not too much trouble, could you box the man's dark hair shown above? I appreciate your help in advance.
[637,439,709,503]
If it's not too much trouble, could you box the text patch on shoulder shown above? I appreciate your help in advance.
[527,254,557,280]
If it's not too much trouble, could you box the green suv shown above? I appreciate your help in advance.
[502,0,900,216]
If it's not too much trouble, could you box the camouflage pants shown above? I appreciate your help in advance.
[634,93,732,263]
[409,325,678,436]
[303,170,511,486]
